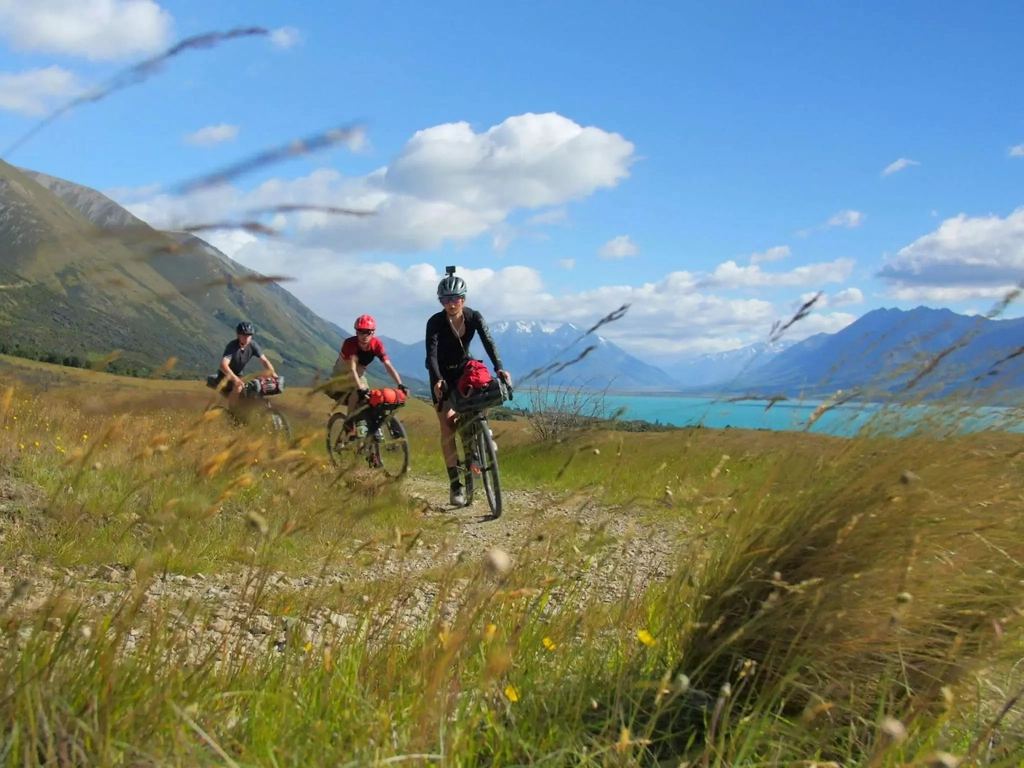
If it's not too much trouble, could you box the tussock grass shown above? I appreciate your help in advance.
[1,356,1023,766]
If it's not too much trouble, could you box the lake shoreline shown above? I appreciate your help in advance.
[509,388,1023,439]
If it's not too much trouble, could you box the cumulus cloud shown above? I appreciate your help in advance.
[700,258,855,290]
[0,66,84,115]
[124,112,637,255]
[1010,144,1024,158]
[0,0,174,61]
[877,207,1024,300]
[215,244,793,356]
[882,157,920,177]
[598,235,638,260]
[119,110,856,356]
[888,285,1018,303]
[198,231,858,356]
[528,207,567,226]
[183,123,239,147]
[270,26,302,49]
[797,209,865,238]
[749,245,790,264]
[826,210,865,229]
[832,287,865,306]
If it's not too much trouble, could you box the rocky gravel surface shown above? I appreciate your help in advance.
[1,476,688,661]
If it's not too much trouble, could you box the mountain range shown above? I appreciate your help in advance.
[364,319,682,393]
[3,162,1023,404]
[716,306,1024,403]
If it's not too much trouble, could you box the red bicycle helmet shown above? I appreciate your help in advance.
[354,314,376,332]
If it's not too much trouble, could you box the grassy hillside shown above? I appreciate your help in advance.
[0,354,1021,765]
[0,162,359,384]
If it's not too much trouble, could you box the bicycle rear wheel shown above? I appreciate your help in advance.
[475,418,502,518]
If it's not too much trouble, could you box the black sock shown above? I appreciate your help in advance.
[447,466,460,486]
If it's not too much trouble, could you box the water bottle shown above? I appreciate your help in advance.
[356,423,368,438]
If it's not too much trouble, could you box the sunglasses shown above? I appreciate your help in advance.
[439,296,465,305]
[357,329,374,336]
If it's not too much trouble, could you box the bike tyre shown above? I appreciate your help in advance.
[460,424,476,506]
[325,411,352,466]
[266,404,292,440]
[376,414,410,478]
[476,418,502,518]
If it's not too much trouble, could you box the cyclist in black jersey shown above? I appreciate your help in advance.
[425,266,511,507]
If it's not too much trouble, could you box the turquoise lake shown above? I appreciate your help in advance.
[511,391,1022,439]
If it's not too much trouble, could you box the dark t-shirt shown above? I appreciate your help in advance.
[221,338,263,376]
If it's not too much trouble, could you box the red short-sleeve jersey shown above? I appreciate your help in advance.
[340,335,388,368]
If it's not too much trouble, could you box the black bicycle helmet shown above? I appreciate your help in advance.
[437,265,467,298]
[236,321,255,335]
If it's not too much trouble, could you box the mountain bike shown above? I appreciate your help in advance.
[448,375,513,519]
[205,374,292,439]
[325,387,410,478]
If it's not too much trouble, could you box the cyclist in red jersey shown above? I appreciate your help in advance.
[329,315,408,437]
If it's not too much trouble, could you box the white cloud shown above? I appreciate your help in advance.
[119,109,858,356]
[877,207,1024,300]
[0,66,84,115]
[197,230,861,357]
[0,0,174,61]
[888,285,1018,303]
[799,291,826,308]
[123,112,637,255]
[826,209,865,229]
[749,245,790,264]
[1009,144,1024,158]
[183,123,239,147]
[700,258,855,290]
[270,26,302,49]
[882,157,920,177]
[528,207,567,226]
[598,235,638,260]
[797,209,865,238]
[101,182,162,204]
[832,287,865,307]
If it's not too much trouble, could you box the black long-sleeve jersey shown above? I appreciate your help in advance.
[424,307,504,383]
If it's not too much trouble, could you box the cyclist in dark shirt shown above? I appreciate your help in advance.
[425,267,511,507]
[213,321,277,408]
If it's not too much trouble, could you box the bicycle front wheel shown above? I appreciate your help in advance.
[372,414,410,478]
[265,404,291,440]
[326,411,354,466]
[475,419,502,518]
[458,423,477,506]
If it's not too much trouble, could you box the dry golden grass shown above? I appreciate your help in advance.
[0,355,1022,766]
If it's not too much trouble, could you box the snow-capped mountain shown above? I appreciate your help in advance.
[376,319,681,392]
[661,339,798,389]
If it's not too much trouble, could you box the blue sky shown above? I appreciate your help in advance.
[1,0,1022,359]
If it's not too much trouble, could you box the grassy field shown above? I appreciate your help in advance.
[1,352,1023,766]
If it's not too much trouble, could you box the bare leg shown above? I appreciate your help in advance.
[345,390,359,422]
[436,403,459,468]
[226,382,241,410]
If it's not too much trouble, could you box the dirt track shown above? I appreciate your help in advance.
[0,473,686,658]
